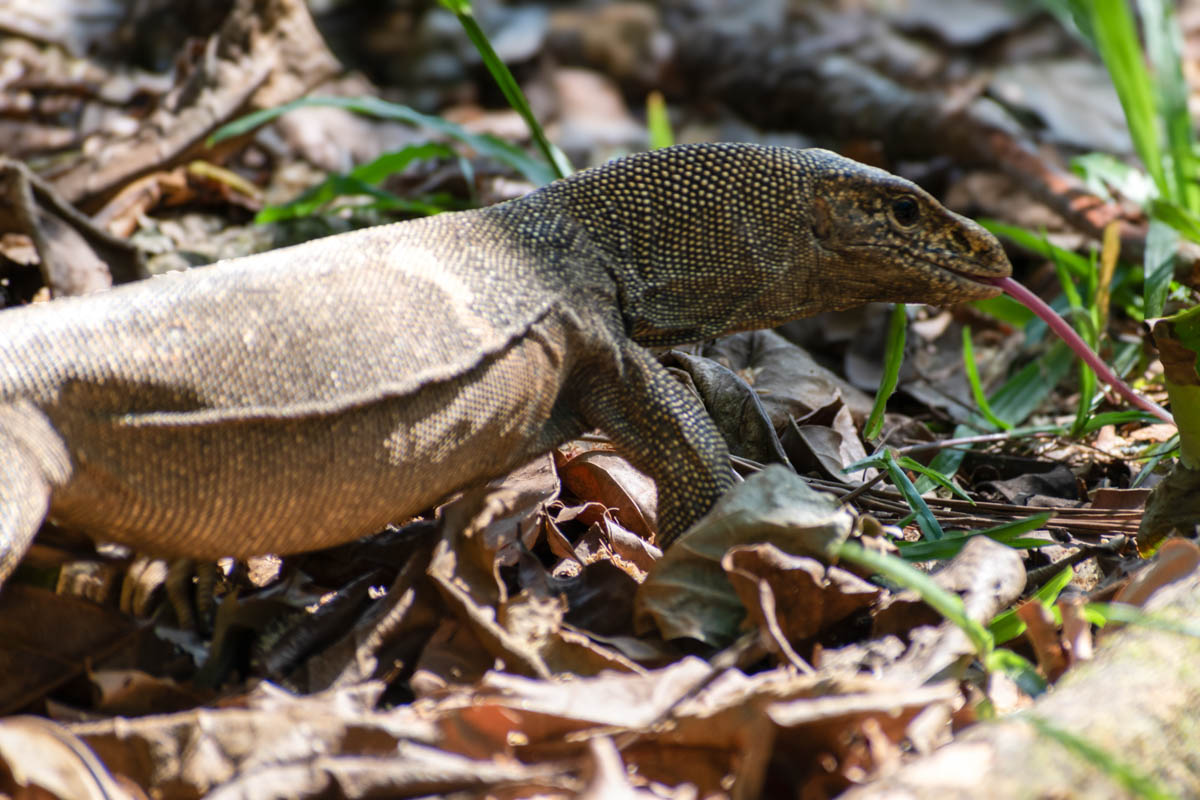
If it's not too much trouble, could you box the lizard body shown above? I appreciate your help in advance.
[0,143,1009,583]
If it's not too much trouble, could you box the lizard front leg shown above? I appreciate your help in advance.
[0,402,72,586]
[573,342,735,547]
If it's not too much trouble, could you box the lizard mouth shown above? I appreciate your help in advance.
[864,244,1011,295]
[940,263,1009,289]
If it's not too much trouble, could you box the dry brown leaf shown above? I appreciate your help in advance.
[70,681,437,798]
[1114,538,1200,608]
[704,330,874,424]
[663,350,791,468]
[88,669,209,717]
[783,402,874,484]
[0,716,132,800]
[635,466,854,645]
[0,584,141,716]
[1015,599,1067,681]
[559,450,657,538]
[724,543,879,652]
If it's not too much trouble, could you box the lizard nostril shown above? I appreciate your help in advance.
[952,229,970,252]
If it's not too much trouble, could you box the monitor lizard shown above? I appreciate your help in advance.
[0,143,1010,585]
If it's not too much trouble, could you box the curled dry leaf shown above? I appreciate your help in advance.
[429,456,638,679]
[1015,599,1067,681]
[1112,538,1200,609]
[704,329,874,425]
[0,157,145,296]
[782,401,875,484]
[559,450,657,538]
[634,466,855,645]
[663,350,791,467]
[0,716,132,800]
[723,544,880,654]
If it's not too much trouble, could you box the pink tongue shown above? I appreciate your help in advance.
[986,276,1173,424]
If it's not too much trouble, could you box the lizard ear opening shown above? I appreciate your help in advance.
[811,196,832,240]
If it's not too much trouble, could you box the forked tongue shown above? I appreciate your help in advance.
[988,276,1173,424]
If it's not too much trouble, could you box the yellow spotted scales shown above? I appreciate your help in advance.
[0,143,1010,583]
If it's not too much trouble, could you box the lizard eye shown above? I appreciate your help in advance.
[889,195,920,227]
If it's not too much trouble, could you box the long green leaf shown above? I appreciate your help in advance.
[881,449,944,540]
[919,342,1075,489]
[255,142,463,222]
[1087,0,1168,197]
[897,456,973,503]
[1144,217,1179,317]
[438,0,572,179]
[211,96,560,186]
[864,304,907,439]
[962,327,1011,431]
[986,649,1048,697]
[1139,0,1199,211]
[897,512,1053,561]
[989,564,1073,644]
[1150,198,1200,244]
[1088,601,1200,637]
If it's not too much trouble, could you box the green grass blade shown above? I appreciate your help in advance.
[898,512,1052,561]
[989,563,1073,644]
[897,456,973,503]
[1144,217,1179,317]
[257,177,459,223]
[438,0,572,180]
[881,449,944,540]
[1086,0,1168,198]
[646,90,674,150]
[255,142,463,222]
[986,649,1048,696]
[1079,409,1165,434]
[1150,198,1200,244]
[962,327,1011,431]
[1088,601,1200,637]
[972,294,1035,327]
[919,342,1075,489]
[1139,0,1199,212]
[864,304,907,440]
[211,96,560,186]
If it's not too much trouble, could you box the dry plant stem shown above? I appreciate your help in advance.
[992,277,1174,424]
[893,430,1061,455]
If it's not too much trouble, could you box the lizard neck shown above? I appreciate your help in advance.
[510,143,836,347]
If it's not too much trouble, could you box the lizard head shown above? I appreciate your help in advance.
[801,149,1011,306]
[543,143,1011,346]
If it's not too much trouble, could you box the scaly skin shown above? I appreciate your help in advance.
[0,143,1009,583]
